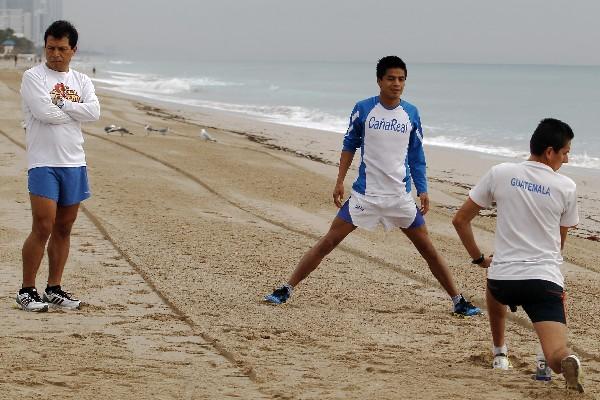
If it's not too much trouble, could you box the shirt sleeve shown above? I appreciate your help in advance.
[342,103,363,153]
[61,75,100,122]
[407,110,427,195]
[469,167,495,208]
[20,70,73,125]
[560,185,579,227]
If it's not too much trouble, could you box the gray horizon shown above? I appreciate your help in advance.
[62,0,600,66]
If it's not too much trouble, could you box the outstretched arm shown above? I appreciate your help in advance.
[407,112,428,213]
[333,151,354,208]
[408,143,429,214]
[336,103,363,208]
[452,198,492,268]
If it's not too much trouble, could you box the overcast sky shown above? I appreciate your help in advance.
[62,0,600,65]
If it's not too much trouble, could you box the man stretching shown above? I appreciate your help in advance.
[265,56,480,317]
[453,118,583,392]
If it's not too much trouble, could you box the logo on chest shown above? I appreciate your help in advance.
[368,116,409,133]
[50,83,81,103]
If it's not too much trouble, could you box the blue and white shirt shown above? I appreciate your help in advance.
[342,96,426,197]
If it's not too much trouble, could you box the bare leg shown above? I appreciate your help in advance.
[533,321,570,373]
[22,195,57,288]
[401,223,459,297]
[47,203,80,286]
[288,217,356,287]
[486,286,508,347]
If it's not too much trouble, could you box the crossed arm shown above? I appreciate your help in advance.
[21,72,100,124]
[60,78,100,122]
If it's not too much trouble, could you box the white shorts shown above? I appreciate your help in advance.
[337,190,421,231]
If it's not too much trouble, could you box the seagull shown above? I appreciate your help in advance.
[199,128,216,142]
[104,124,133,136]
[144,124,169,135]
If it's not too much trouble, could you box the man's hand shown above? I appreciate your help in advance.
[51,94,65,108]
[478,255,493,269]
[418,192,430,215]
[333,182,345,208]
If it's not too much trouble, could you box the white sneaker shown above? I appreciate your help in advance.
[16,288,49,312]
[43,286,81,309]
[492,354,511,370]
[561,355,584,393]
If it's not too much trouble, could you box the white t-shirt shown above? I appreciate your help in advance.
[469,161,579,288]
[20,63,100,170]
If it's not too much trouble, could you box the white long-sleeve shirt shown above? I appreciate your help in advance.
[20,63,100,170]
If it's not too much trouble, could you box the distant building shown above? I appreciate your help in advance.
[1,38,15,55]
[0,0,63,47]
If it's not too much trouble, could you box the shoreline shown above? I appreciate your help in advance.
[94,86,600,241]
[94,84,600,176]
[79,57,600,171]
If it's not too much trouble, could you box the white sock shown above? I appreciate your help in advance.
[493,344,508,356]
[451,294,463,306]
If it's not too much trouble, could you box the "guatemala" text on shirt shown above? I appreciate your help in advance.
[510,177,551,196]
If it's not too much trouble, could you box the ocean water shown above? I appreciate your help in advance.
[72,57,600,170]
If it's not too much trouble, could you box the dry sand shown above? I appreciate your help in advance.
[1,66,599,399]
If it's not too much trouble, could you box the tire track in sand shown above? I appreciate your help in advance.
[0,128,273,399]
[78,128,600,363]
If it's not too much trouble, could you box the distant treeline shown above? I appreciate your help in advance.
[0,28,35,54]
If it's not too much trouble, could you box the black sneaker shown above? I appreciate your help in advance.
[16,287,49,312]
[264,284,292,304]
[43,285,81,309]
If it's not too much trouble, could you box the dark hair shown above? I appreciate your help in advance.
[530,118,574,155]
[376,56,407,80]
[44,20,78,48]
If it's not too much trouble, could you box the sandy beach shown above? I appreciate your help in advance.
[1,65,599,399]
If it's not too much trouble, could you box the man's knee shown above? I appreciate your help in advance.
[53,204,79,237]
[31,217,54,241]
[407,227,437,257]
[53,218,76,237]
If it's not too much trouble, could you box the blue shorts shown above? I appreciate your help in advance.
[337,192,425,231]
[28,166,91,206]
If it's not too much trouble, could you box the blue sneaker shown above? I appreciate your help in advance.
[453,296,481,317]
[264,284,292,304]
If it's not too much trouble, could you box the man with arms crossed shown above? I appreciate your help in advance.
[16,20,100,311]
[453,118,583,392]
[265,56,481,317]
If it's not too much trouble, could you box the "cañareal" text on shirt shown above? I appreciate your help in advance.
[368,117,408,133]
